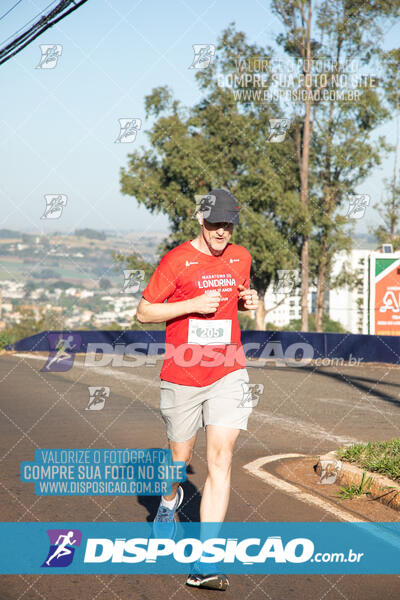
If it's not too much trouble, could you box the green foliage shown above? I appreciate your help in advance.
[337,471,373,500]
[74,228,106,240]
[98,277,112,290]
[337,438,400,482]
[24,281,37,295]
[272,0,396,328]
[79,295,110,313]
[285,313,346,333]
[112,251,155,288]
[130,316,165,331]
[47,280,73,291]
[0,307,63,348]
[265,321,280,331]
[0,330,13,350]
[238,312,256,330]
[32,268,60,279]
[372,178,400,249]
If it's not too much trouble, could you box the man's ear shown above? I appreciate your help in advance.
[196,212,204,226]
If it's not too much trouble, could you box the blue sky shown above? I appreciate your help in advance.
[1,0,399,238]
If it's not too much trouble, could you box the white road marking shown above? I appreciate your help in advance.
[13,352,159,388]
[316,396,400,417]
[243,454,365,522]
[251,410,361,445]
[244,454,400,552]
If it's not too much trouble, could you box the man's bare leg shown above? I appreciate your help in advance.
[163,433,197,501]
[200,425,240,522]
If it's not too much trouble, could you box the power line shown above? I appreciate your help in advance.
[0,0,89,66]
[0,0,25,23]
[0,0,59,46]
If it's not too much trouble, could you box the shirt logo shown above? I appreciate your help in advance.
[185,260,199,267]
[230,258,240,263]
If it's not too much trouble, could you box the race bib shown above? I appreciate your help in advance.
[188,319,232,345]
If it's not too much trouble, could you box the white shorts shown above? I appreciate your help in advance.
[160,368,252,442]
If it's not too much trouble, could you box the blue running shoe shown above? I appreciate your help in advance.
[153,486,184,538]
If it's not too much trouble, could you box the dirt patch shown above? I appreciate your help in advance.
[271,456,400,522]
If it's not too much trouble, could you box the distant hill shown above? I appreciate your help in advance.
[353,232,378,250]
[0,229,21,239]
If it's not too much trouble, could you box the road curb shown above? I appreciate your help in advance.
[316,451,400,512]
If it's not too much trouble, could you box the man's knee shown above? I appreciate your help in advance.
[169,440,194,465]
[207,448,233,473]
[182,448,193,466]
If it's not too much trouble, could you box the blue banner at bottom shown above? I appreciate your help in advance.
[1,522,400,574]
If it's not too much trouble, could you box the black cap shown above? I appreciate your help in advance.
[200,189,239,225]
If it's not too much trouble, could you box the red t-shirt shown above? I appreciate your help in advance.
[142,240,251,387]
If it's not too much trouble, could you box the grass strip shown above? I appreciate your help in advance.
[336,438,400,483]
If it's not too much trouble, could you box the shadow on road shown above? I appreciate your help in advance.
[137,464,201,522]
[271,364,400,409]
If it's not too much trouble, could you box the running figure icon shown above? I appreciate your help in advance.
[44,334,76,370]
[45,531,77,566]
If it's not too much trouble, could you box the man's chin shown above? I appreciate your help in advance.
[211,245,227,255]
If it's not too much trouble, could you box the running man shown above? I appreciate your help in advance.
[136,189,258,591]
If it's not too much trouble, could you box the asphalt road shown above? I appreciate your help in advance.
[1,351,400,599]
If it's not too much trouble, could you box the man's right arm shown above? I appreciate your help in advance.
[136,293,221,323]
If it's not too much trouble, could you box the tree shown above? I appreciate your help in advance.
[98,277,112,290]
[112,250,155,285]
[312,2,398,330]
[373,180,400,249]
[286,313,346,333]
[2,307,63,346]
[372,48,400,249]
[272,0,315,331]
[120,25,303,330]
[23,281,37,297]
[272,0,400,331]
